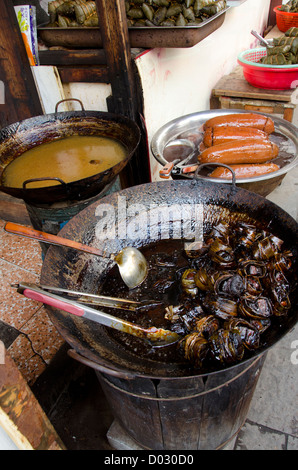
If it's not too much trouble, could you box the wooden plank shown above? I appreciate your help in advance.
[32,66,68,114]
[94,0,151,187]
[0,0,43,127]
[0,408,33,450]
[268,2,282,28]
[39,49,107,66]
[94,0,138,119]
[0,192,30,224]
[0,347,65,450]
[57,66,109,83]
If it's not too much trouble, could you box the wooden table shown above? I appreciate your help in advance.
[211,65,296,122]
[211,26,297,122]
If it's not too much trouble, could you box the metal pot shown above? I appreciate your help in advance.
[40,178,298,379]
[150,109,298,197]
[40,178,297,449]
[0,100,140,204]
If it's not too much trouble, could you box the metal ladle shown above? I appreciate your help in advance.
[251,30,273,48]
[14,282,180,347]
[4,222,148,289]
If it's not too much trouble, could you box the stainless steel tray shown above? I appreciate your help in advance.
[38,7,229,49]
[151,109,298,185]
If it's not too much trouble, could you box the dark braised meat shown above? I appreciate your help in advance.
[166,221,296,369]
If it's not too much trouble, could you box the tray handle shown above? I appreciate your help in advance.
[194,162,237,188]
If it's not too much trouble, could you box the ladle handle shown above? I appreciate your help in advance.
[4,222,102,257]
[251,30,270,47]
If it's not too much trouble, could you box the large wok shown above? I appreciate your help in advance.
[0,102,140,204]
[40,178,297,379]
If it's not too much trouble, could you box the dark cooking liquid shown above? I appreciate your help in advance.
[99,236,296,370]
[99,239,189,363]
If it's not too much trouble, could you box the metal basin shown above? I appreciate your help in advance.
[151,109,298,196]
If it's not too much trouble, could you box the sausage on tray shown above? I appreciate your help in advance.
[203,126,269,148]
[208,163,280,179]
[203,113,275,134]
[199,139,279,165]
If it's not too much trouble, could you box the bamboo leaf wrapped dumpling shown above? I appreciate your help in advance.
[83,13,99,26]
[279,0,298,12]
[56,1,77,17]
[48,0,65,22]
[194,0,226,17]
[273,36,298,55]
[74,1,96,24]
[260,53,291,65]
[267,45,291,55]
[285,27,298,37]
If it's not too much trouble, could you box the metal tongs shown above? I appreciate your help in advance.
[159,139,197,179]
[29,283,162,312]
[13,282,179,347]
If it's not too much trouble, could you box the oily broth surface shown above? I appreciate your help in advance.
[98,236,297,371]
[2,135,127,188]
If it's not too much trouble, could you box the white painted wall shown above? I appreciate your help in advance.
[0,424,19,450]
[134,0,271,180]
[63,82,111,112]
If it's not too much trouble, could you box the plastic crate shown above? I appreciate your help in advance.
[274,5,298,32]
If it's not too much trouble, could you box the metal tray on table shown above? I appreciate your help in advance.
[38,6,230,49]
[150,109,298,196]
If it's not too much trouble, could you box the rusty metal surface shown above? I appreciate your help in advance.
[97,353,266,450]
[0,111,140,204]
[38,7,229,49]
[40,179,298,379]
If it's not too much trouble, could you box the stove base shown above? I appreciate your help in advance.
[107,420,144,450]
[106,420,238,451]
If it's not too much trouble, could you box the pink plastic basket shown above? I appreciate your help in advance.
[238,48,298,90]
